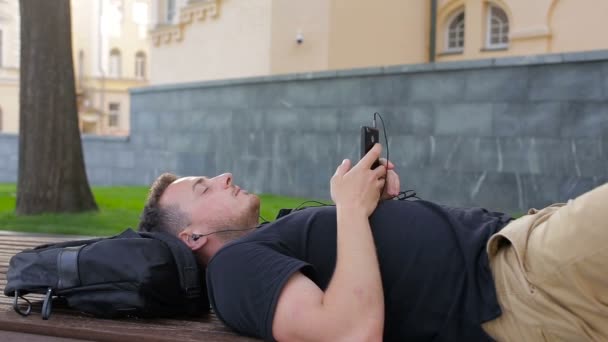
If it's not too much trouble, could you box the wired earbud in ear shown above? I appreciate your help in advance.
[191,234,202,241]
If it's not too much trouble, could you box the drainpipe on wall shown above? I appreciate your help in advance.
[98,0,106,135]
[429,0,438,63]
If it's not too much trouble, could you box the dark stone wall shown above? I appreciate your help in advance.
[1,50,607,213]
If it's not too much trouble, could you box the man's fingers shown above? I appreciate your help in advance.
[379,158,395,170]
[388,181,399,195]
[377,178,386,190]
[386,169,399,189]
[358,143,382,169]
[372,164,387,179]
[334,159,351,177]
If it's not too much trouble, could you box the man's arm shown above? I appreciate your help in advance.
[272,144,386,342]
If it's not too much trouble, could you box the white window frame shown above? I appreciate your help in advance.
[166,0,176,24]
[108,102,120,128]
[486,4,509,49]
[445,10,465,53]
[109,49,122,78]
[135,52,146,79]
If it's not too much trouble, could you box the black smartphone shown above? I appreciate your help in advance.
[360,126,380,169]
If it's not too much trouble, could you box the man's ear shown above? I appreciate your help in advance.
[178,228,207,251]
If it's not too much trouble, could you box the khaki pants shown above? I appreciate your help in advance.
[482,182,608,341]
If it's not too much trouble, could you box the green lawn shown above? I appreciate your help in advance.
[0,184,322,236]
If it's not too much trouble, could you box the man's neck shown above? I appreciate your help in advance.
[198,220,259,265]
[198,239,225,266]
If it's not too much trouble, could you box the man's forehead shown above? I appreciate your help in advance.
[160,176,205,206]
[172,176,206,185]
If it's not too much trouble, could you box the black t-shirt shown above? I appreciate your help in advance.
[206,200,512,341]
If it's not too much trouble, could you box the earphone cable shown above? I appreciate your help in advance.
[374,112,390,197]
[191,227,256,240]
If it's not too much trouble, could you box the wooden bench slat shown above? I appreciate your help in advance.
[0,310,259,342]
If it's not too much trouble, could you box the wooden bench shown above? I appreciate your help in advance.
[0,232,260,342]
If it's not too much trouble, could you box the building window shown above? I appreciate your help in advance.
[108,102,120,127]
[135,51,146,79]
[167,0,176,23]
[110,0,124,20]
[109,48,121,78]
[78,50,85,81]
[133,1,149,38]
[446,10,465,52]
[486,4,509,48]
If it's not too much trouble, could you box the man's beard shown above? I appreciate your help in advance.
[213,200,260,243]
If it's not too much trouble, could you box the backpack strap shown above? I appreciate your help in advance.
[32,230,136,292]
[13,290,32,316]
[41,287,53,320]
[13,288,53,319]
[57,246,84,289]
[140,231,202,299]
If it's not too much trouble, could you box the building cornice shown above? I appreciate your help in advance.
[510,26,552,41]
[132,50,608,94]
[150,0,220,47]
[80,77,149,92]
[180,0,219,24]
[0,67,19,83]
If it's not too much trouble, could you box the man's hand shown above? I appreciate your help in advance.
[380,158,400,201]
[331,143,386,217]
[273,143,386,342]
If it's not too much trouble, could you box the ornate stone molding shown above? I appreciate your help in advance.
[180,0,219,24]
[151,24,184,46]
[150,0,220,47]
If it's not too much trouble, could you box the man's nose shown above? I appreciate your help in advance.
[215,173,232,188]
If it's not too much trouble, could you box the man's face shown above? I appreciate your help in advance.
[161,173,260,233]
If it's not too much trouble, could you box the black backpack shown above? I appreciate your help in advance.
[4,228,209,320]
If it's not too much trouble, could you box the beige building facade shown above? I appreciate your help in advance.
[73,0,150,135]
[3,0,607,133]
[0,0,150,135]
[0,0,19,133]
[149,0,608,84]
[436,0,608,62]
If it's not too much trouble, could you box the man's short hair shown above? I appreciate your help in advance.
[138,173,191,235]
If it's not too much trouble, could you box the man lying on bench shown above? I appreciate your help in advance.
[138,144,608,341]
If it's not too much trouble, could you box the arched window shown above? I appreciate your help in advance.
[135,51,146,79]
[109,48,121,78]
[446,10,465,52]
[486,4,509,48]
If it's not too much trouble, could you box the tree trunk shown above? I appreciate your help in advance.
[17,0,98,215]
